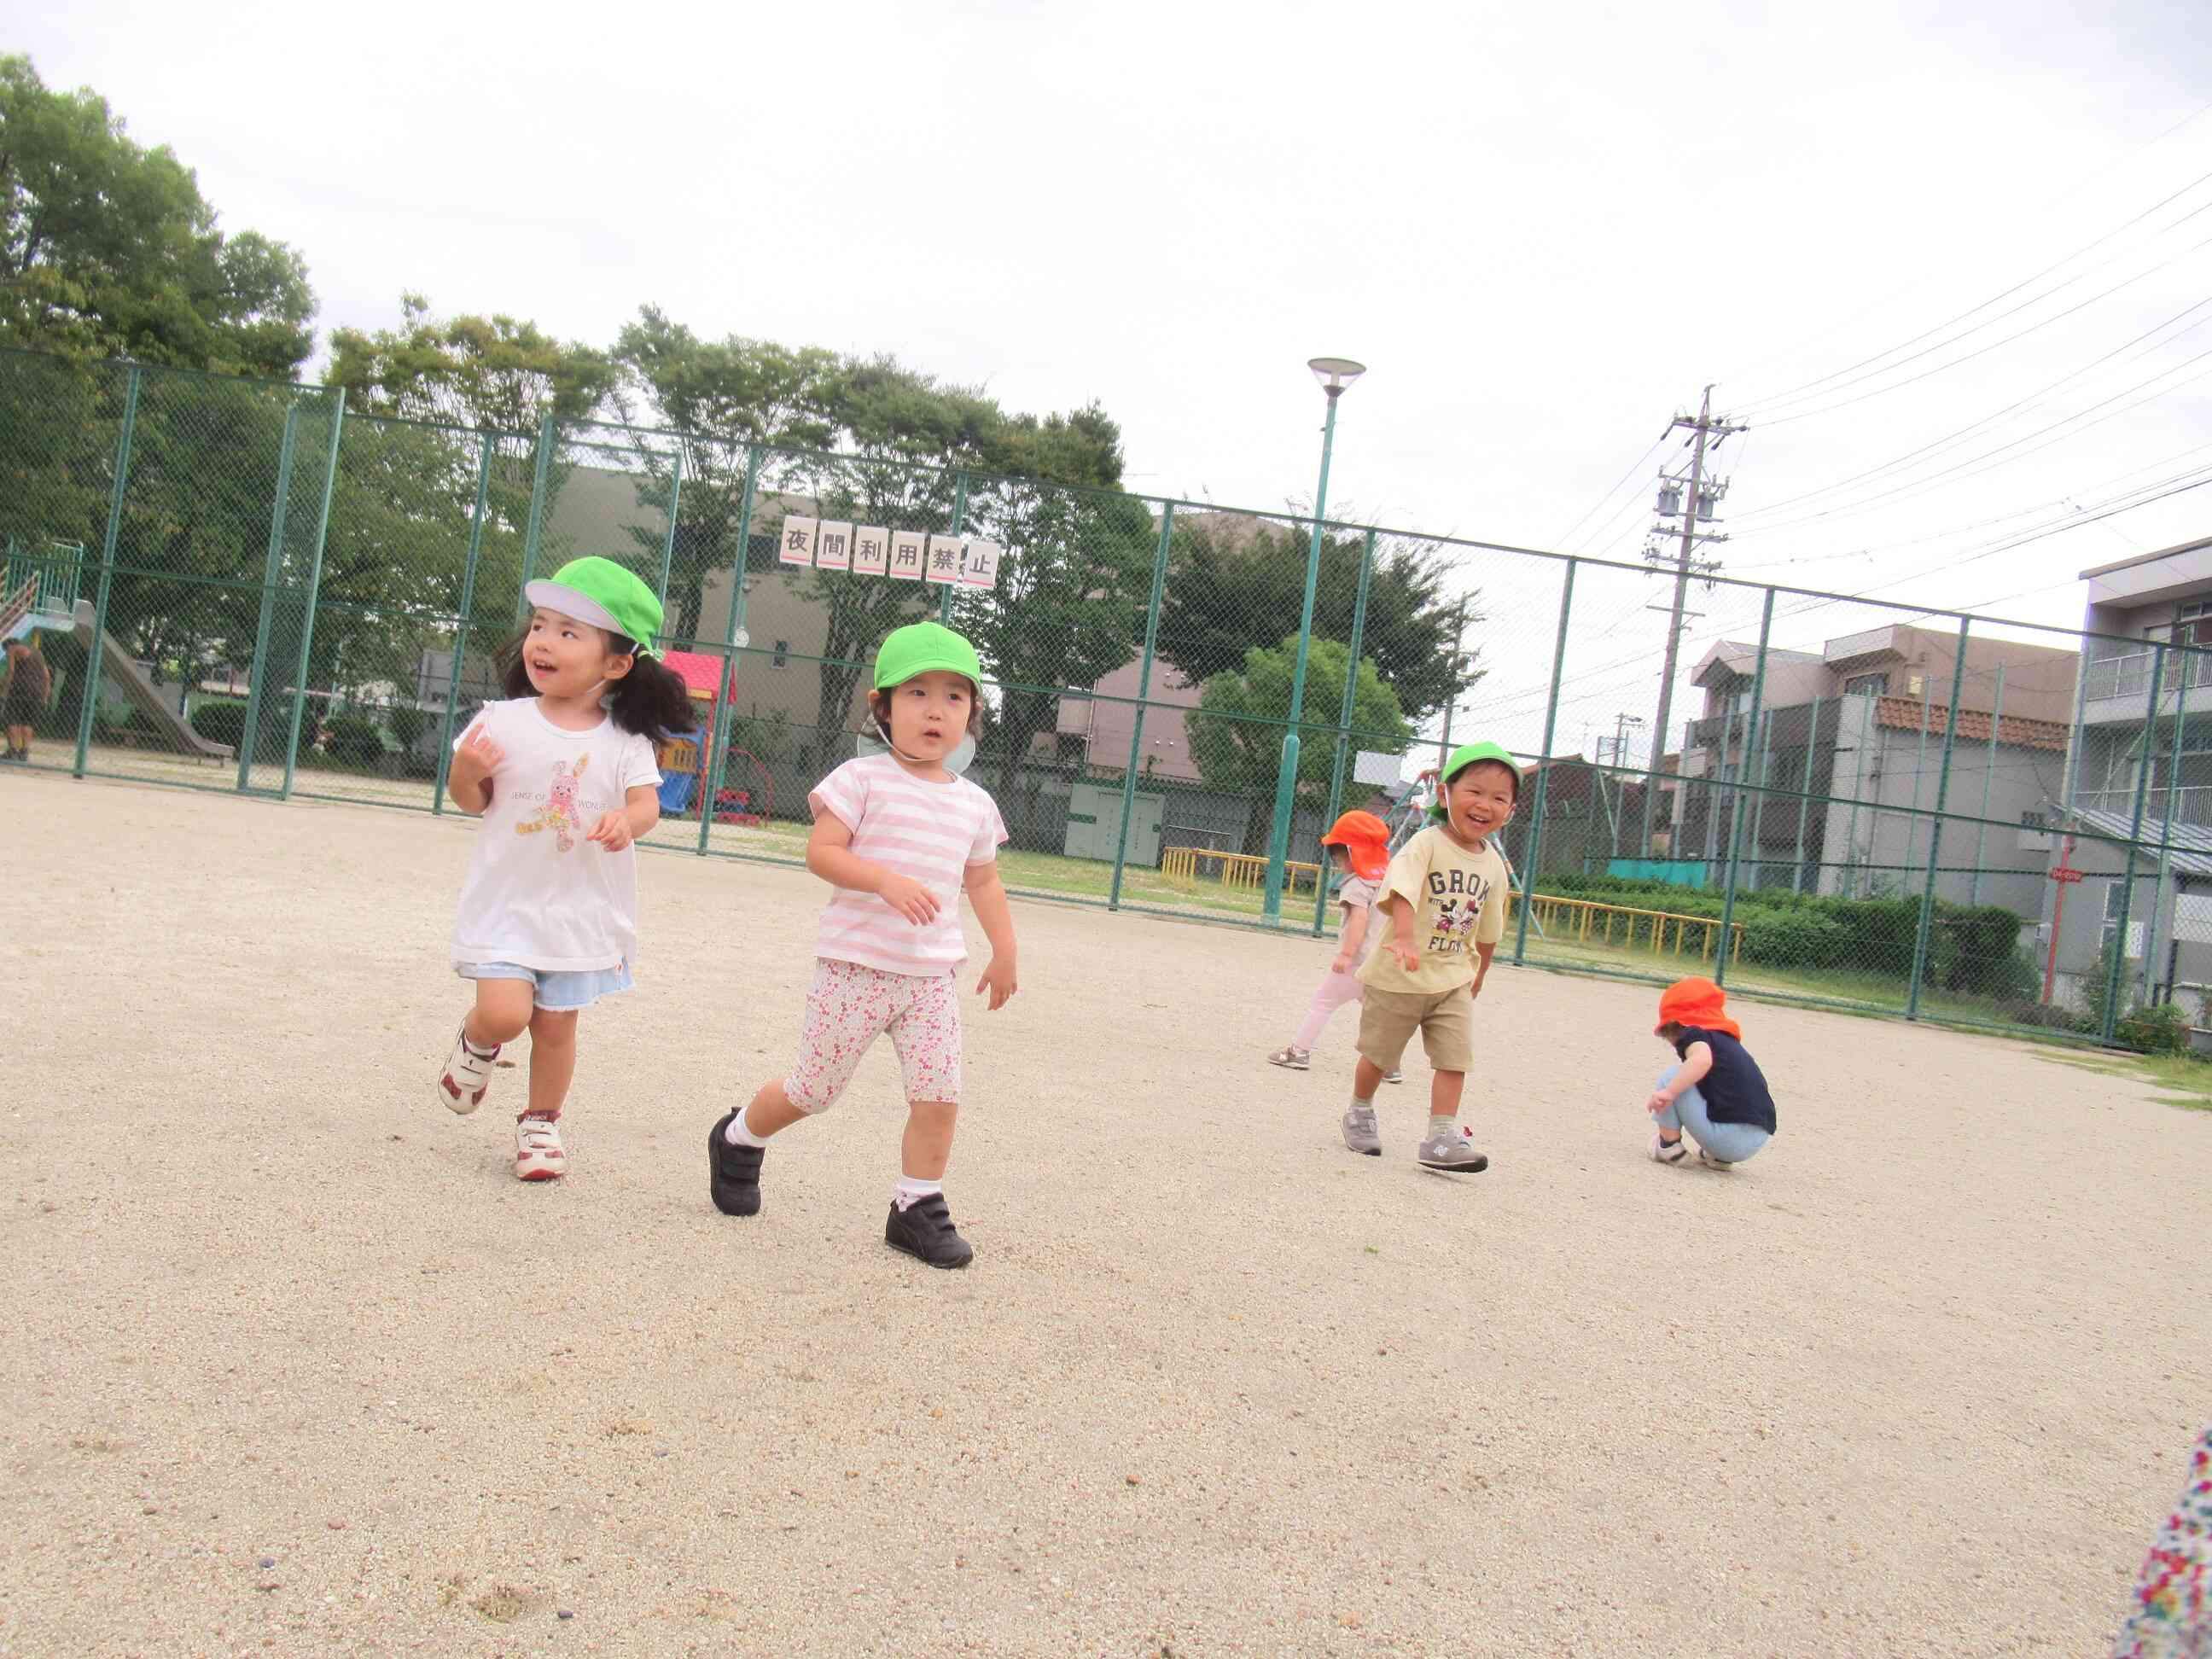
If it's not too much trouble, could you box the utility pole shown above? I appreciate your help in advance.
[1609,712,1645,861]
[1434,599,1469,773]
[1639,386,1746,854]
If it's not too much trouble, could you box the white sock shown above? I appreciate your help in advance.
[462,1032,498,1058]
[893,1175,942,1211]
[1428,1114,1458,1138]
[723,1106,771,1149]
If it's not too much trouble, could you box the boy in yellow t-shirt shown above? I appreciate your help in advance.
[1348,741,1518,1171]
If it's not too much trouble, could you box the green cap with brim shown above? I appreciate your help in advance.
[1429,739,1522,820]
[525,557,665,658]
[873,620,983,691]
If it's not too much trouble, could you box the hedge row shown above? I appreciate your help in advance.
[1535,873,2031,995]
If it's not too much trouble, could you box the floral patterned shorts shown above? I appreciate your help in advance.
[784,958,964,1112]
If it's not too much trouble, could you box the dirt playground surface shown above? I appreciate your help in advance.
[1,771,2202,1656]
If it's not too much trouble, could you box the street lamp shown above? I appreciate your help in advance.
[1263,356,1365,922]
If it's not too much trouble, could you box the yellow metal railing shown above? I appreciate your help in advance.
[1506,892,1743,960]
[1161,844,1323,895]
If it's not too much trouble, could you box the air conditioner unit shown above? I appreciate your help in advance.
[1906,674,1924,696]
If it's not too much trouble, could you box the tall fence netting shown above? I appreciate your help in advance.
[3,344,2202,1051]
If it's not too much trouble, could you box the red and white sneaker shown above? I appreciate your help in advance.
[515,1115,567,1181]
[437,1027,498,1115]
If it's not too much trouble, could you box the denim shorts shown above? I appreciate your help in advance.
[456,959,634,1012]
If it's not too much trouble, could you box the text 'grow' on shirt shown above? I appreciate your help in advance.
[1356,824,1508,995]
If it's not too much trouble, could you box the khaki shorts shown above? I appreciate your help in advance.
[1357,984,1475,1074]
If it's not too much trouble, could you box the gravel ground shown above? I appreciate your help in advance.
[2,771,2203,1657]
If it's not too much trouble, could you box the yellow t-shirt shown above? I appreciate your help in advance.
[1356,824,1509,995]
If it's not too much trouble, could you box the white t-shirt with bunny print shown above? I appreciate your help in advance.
[450,698,662,971]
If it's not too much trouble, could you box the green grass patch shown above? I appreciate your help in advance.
[2034,1047,2212,1111]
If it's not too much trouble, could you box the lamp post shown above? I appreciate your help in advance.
[1264,357,1365,921]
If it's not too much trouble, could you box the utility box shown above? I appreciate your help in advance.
[1064,782,1162,865]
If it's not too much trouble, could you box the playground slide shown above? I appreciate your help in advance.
[70,599,235,763]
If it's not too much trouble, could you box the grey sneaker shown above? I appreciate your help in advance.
[1382,1068,1405,1085]
[1417,1122,1489,1173]
[1268,1045,1313,1071]
[1697,1146,1735,1170]
[1341,1103,1382,1156]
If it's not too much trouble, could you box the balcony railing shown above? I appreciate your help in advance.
[2082,652,2157,704]
[2073,785,2212,829]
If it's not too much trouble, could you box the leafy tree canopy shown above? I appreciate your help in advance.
[0,55,315,377]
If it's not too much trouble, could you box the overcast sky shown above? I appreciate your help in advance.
[23,0,2212,761]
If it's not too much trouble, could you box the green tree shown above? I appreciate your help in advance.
[607,307,841,641]
[608,312,1141,782]
[1187,637,1412,850]
[1155,521,1477,725]
[0,55,316,376]
[949,408,1148,840]
[327,294,616,431]
[328,296,619,655]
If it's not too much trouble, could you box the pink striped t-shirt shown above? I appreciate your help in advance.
[808,754,1010,976]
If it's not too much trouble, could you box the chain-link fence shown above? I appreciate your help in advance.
[5,343,2205,1051]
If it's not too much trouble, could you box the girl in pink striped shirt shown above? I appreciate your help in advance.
[707,621,1019,1268]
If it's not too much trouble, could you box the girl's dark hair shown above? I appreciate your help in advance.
[496,628,698,746]
[864,677,986,745]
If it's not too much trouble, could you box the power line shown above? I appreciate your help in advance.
[1734,158,2212,414]
[1761,466,2212,627]
[1731,438,2212,573]
[1733,337,2212,539]
[1751,224,2212,428]
[1550,433,1670,550]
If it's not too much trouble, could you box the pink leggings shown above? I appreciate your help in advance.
[1293,969,1364,1051]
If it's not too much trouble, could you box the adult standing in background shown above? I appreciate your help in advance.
[1,634,50,764]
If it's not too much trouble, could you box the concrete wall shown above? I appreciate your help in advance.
[1813,695,2061,920]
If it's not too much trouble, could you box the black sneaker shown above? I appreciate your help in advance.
[884,1194,973,1269]
[707,1111,764,1217]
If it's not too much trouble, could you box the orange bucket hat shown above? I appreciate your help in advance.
[1655,976,1742,1039]
[1319,810,1391,881]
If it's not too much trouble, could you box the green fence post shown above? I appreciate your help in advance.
[515,412,557,617]
[2101,641,2167,1041]
[73,364,143,779]
[654,447,684,608]
[1969,663,2005,906]
[1109,504,1177,911]
[1310,529,1378,935]
[1714,590,1774,984]
[2149,649,2191,1000]
[1749,708,1773,891]
[236,399,300,792]
[1513,559,1577,966]
[278,390,346,800]
[1906,620,1970,1021]
[1791,696,1819,894]
[1906,670,1933,876]
[434,433,497,816]
[696,446,762,856]
[938,470,968,627]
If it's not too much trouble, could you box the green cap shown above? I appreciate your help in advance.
[872,620,982,691]
[1429,740,1521,820]
[526,557,664,658]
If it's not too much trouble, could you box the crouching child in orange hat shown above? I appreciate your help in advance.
[1266,811,1404,1081]
[1647,977,1777,1168]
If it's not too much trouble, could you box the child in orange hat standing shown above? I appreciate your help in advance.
[1648,976,1777,1167]
[1267,811,1401,1079]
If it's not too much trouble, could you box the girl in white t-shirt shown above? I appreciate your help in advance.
[434,557,696,1181]
[1266,811,1401,1078]
[708,620,1019,1269]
